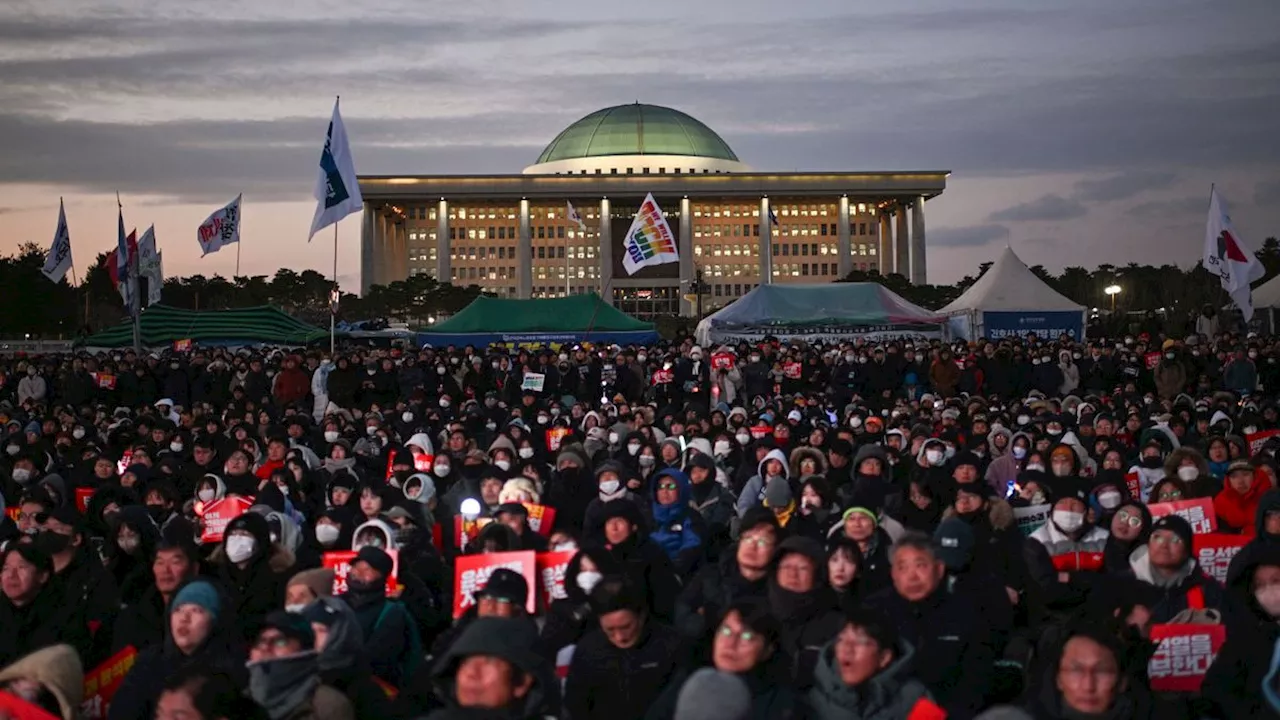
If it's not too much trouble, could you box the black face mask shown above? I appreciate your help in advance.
[1140,456,1163,470]
[37,530,71,555]
[344,577,384,607]
[147,504,169,523]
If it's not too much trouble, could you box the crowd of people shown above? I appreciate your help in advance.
[0,330,1278,719]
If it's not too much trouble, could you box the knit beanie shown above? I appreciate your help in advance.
[171,580,221,622]
[842,506,879,524]
[674,668,751,720]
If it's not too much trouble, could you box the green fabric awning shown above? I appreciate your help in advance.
[78,304,329,348]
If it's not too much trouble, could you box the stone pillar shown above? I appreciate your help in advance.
[679,197,695,317]
[391,222,405,283]
[518,199,532,299]
[759,197,773,284]
[375,213,389,288]
[878,212,892,275]
[360,203,375,295]
[895,205,910,281]
[837,196,852,278]
[911,195,927,285]
[599,198,613,305]
[436,199,450,283]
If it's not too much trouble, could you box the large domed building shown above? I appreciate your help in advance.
[359,104,946,319]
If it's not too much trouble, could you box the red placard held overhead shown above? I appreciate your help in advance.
[452,551,537,618]
[198,496,254,544]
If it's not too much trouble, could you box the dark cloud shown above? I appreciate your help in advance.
[1125,196,1207,220]
[1256,179,1280,206]
[1073,171,1178,202]
[931,224,1010,247]
[988,195,1087,222]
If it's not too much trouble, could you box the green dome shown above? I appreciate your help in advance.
[535,104,740,164]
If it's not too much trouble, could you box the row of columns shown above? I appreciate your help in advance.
[361,194,928,297]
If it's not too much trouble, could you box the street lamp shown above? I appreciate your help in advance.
[1105,285,1122,312]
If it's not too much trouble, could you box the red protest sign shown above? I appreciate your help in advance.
[1148,497,1217,535]
[1144,352,1161,370]
[323,549,400,596]
[545,427,571,452]
[174,339,192,352]
[0,692,60,720]
[198,496,254,544]
[1123,471,1142,501]
[413,452,433,472]
[523,503,557,537]
[1192,533,1250,586]
[1146,623,1226,692]
[453,516,494,550]
[452,550,537,618]
[1247,429,1280,455]
[536,550,576,609]
[76,487,95,513]
[783,361,803,379]
[651,369,674,385]
[92,372,117,390]
[749,424,772,439]
[81,645,137,719]
[711,352,735,370]
[115,449,133,477]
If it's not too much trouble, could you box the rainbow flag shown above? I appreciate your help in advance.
[621,193,679,275]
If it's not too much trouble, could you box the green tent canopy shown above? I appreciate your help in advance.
[78,304,330,348]
[420,293,658,346]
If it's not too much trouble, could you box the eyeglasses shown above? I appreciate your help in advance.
[740,535,775,549]
[657,482,679,491]
[1151,533,1185,547]
[1115,510,1143,528]
[1158,491,1183,500]
[253,634,294,652]
[717,625,759,643]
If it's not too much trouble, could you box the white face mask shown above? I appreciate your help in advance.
[638,455,655,467]
[494,459,511,471]
[1012,446,1027,459]
[576,571,604,594]
[434,463,451,477]
[439,398,450,408]
[518,447,534,459]
[170,442,184,453]
[437,366,447,375]
[637,354,647,363]
[5,445,19,456]
[315,524,340,545]
[599,479,621,495]
[1177,466,1199,482]
[402,412,414,423]
[1017,415,1031,426]
[324,431,340,443]
[1053,510,1084,533]
[11,468,31,484]
[736,432,751,445]
[366,426,378,436]
[627,442,642,456]
[714,441,731,457]
[225,535,256,564]
[537,415,549,425]
[925,449,944,466]
[1098,491,1122,509]
[1255,585,1280,617]
[1026,463,1046,473]
[608,432,619,445]
[284,603,308,614]
[73,428,86,440]
[198,489,216,503]
[118,536,140,554]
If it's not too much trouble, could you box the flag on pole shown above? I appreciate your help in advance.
[40,200,73,283]
[1204,186,1264,321]
[197,195,242,256]
[309,99,362,240]
[566,201,586,231]
[621,193,679,275]
[137,226,164,307]
[768,206,778,226]
[114,208,138,316]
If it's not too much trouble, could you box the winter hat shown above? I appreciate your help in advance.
[1150,514,1194,550]
[172,580,221,622]
[477,568,529,607]
[841,506,879,524]
[675,668,751,720]
[287,568,335,600]
[933,517,976,572]
[403,473,436,504]
[0,644,84,720]
[762,476,792,508]
[949,451,982,474]
[260,610,315,650]
[354,546,394,578]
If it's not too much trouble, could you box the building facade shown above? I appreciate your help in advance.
[359,104,946,320]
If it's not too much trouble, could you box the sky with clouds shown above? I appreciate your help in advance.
[1,0,1277,292]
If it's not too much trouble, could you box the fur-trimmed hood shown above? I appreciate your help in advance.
[1163,446,1210,481]
[942,496,1015,531]
[789,446,828,478]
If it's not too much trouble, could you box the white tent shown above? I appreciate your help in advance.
[941,246,1087,340]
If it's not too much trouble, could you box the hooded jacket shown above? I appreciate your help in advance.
[1163,447,1215,499]
[211,512,295,641]
[984,431,1033,495]
[648,469,704,574]
[305,597,396,719]
[1226,490,1280,588]
[1124,545,1228,624]
[736,448,788,517]
[806,637,933,720]
[768,537,845,691]
[1202,543,1280,720]
[0,644,83,720]
[1215,468,1269,535]
[564,614,683,720]
[425,617,557,720]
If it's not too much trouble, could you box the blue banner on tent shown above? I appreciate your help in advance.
[983,311,1083,340]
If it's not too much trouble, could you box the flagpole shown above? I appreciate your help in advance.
[235,233,242,278]
[119,192,141,352]
[331,221,338,355]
